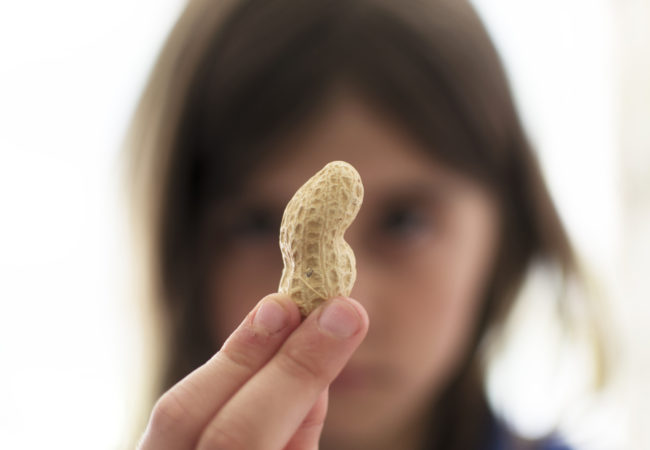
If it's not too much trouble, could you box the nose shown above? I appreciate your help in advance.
[349,247,381,320]
[345,221,386,322]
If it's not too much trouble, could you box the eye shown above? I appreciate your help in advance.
[379,205,430,237]
[230,208,280,238]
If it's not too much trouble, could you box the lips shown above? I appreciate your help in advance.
[331,364,394,391]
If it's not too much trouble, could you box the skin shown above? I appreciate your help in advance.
[140,89,501,450]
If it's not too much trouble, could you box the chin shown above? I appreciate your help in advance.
[323,386,398,442]
[323,372,439,447]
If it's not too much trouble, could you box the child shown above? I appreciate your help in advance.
[126,0,605,448]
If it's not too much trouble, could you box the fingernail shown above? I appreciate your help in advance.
[318,298,361,338]
[253,299,289,333]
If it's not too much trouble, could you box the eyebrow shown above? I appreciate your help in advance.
[367,180,455,207]
[213,178,455,222]
[230,195,288,215]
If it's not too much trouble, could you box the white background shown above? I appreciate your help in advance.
[0,0,648,448]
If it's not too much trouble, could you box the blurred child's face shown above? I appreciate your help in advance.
[207,89,500,445]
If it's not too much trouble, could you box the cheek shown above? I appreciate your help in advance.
[388,250,485,389]
[208,243,283,344]
[361,196,499,398]
[420,204,496,339]
[401,202,498,386]
[397,274,480,388]
[325,244,490,439]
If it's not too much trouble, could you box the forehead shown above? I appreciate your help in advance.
[243,91,455,202]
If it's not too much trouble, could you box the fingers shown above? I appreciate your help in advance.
[197,296,369,450]
[139,293,302,450]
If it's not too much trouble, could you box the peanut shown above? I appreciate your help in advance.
[278,161,364,316]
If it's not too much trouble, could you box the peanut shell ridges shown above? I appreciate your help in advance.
[278,161,364,316]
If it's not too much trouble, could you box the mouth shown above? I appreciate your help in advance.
[330,364,394,391]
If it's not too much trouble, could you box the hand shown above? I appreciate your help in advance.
[138,293,369,450]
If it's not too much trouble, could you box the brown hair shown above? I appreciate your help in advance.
[124,0,607,447]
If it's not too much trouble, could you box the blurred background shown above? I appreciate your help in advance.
[0,0,647,448]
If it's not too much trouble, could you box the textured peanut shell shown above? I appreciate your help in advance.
[278,161,364,316]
